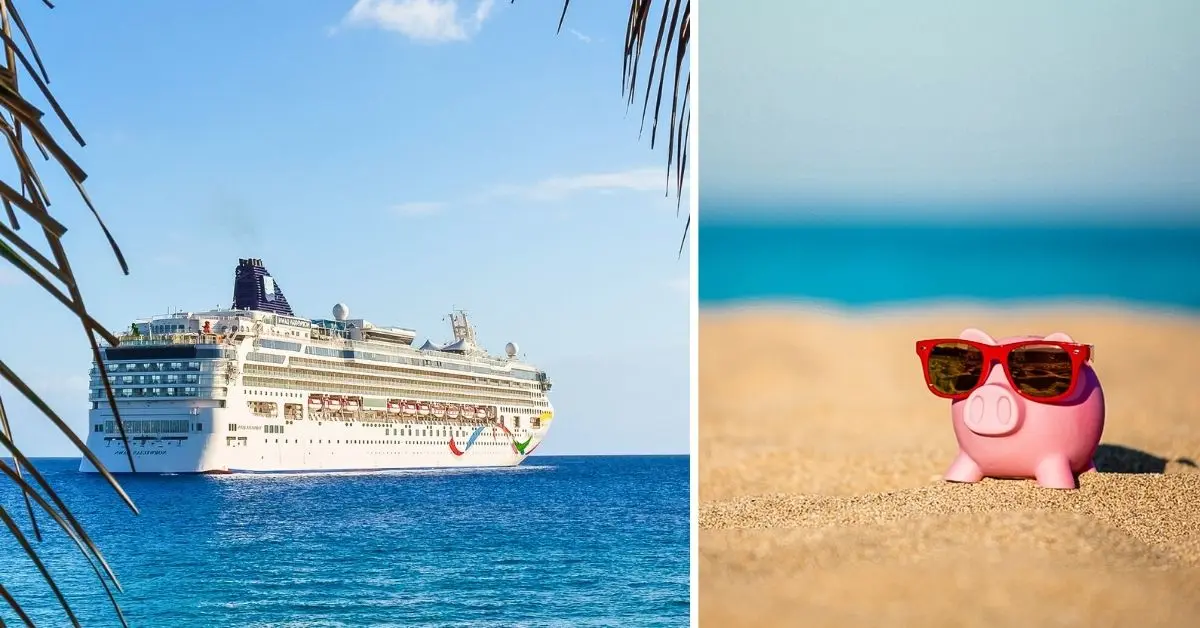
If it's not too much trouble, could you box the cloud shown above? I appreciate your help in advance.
[21,374,90,397]
[665,277,689,294]
[486,168,676,202]
[0,265,25,287]
[340,0,495,43]
[391,201,446,216]
[388,167,687,216]
[567,28,592,43]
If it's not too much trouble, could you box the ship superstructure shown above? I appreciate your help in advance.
[80,258,554,473]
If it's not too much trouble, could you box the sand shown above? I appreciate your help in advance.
[699,304,1200,627]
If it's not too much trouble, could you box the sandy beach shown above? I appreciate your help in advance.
[699,304,1200,627]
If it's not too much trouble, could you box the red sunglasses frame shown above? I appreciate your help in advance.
[914,338,1093,403]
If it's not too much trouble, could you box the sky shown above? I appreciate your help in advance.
[0,0,690,457]
[701,0,1200,222]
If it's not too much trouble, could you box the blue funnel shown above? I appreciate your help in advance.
[231,258,295,316]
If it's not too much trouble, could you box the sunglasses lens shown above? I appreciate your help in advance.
[1007,344,1073,398]
[927,342,984,395]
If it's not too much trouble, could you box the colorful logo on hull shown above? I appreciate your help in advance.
[448,423,535,457]
[449,426,487,456]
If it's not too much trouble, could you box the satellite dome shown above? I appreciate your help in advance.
[332,303,350,321]
[505,342,519,358]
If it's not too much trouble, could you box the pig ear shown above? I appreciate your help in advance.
[959,328,996,344]
[1044,332,1074,343]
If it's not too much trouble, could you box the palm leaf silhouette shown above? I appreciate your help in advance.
[515,0,691,254]
[0,1,138,625]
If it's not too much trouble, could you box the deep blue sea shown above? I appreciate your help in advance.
[0,456,689,627]
[700,222,1200,310]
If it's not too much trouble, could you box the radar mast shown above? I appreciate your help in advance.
[450,310,478,348]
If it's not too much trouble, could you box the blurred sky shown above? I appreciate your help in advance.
[700,0,1200,222]
[0,0,689,457]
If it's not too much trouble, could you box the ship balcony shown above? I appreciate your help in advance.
[114,332,229,347]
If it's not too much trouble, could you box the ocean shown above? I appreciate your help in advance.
[700,222,1200,310]
[0,456,689,627]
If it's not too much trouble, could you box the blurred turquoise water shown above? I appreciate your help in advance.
[700,221,1200,310]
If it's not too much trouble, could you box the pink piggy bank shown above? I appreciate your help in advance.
[916,328,1105,490]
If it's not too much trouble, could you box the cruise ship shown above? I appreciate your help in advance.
[80,258,554,474]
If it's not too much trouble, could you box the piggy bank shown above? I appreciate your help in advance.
[917,328,1105,490]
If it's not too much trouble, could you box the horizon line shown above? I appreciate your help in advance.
[8,452,692,462]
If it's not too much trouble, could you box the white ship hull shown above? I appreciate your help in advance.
[80,400,548,474]
[80,259,554,475]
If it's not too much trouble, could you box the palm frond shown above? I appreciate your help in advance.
[0,1,136,625]
[514,0,692,255]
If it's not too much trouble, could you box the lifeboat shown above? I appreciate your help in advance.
[386,400,402,414]
[485,406,496,419]
[418,402,432,417]
[307,394,324,409]
[402,401,418,416]
[346,397,361,411]
[446,404,460,419]
[432,403,446,418]
[475,406,487,419]
[327,397,343,411]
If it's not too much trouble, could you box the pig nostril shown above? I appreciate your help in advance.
[969,396,984,424]
[997,396,1012,425]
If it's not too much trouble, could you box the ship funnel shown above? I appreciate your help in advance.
[232,258,295,316]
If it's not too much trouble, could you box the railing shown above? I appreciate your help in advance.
[113,332,231,346]
[307,333,514,369]
[284,357,536,393]
[244,364,541,402]
[241,374,539,407]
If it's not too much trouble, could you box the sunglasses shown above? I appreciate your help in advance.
[915,339,1093,403]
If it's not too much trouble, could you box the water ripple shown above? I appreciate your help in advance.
[0,455,688,627]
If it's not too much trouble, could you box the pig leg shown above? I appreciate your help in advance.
[1034,455,1078,489]
[944,451,984,483]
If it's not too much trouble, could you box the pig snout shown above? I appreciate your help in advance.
[963,384,1022,436]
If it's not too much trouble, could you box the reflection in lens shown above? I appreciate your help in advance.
[1008,344,1072,397]
[927,343,984,395]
